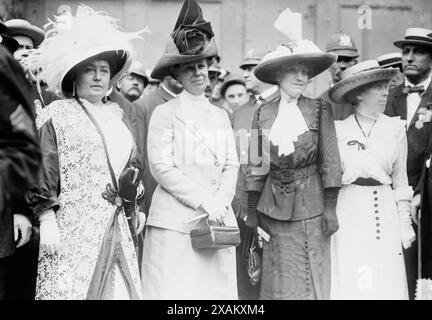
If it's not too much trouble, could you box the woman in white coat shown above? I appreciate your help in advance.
[141,0,239,299]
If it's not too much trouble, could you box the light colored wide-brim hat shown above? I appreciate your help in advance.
[151,37,218,80]
[4,19,45,47]
[254,40,337,85]
[329,60,398,103]
[25,5,145,98]
[394,27,432,49]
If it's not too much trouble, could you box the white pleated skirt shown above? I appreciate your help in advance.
[141,226,238,300]
[331,184,408,300]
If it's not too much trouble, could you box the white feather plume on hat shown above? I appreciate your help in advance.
[26,5,147,98]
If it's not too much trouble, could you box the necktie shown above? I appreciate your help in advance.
[402,85,425,95]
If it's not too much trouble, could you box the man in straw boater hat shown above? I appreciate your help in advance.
[377,52,404,89]
[328,60,414,299]
[319,31,360,121]
[384,27,432,300]
[245,8,341,300]
[4,18,57,110]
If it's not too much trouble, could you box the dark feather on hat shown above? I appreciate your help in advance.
[171,0,214,55]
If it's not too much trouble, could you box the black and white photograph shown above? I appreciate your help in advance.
[0,0,431,307]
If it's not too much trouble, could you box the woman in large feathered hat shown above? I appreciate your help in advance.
[245,8,341,300]
[329,60,414,299]
[25,5,147,300]
[141,0,239,299]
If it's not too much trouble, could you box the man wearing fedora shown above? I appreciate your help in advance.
[320,31,360,121]
[385,27,432,300]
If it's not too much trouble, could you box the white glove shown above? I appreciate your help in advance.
[200,196,228,225]
[39,209,60,255]
[399,209,416,249]
[135,211,146,235]
[14,214,32,248]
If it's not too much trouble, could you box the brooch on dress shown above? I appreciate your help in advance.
[415,102,432,129]
[347,140,366,150]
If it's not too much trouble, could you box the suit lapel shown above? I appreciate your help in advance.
[392,85,408,121]
[408,83,432,129]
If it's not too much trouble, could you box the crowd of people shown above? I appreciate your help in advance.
[1,0,432,300]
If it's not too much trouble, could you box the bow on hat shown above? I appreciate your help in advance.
[171,0,214,55]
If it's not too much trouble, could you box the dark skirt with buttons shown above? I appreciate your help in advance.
[330,184,408,299]
[258,213,330,300]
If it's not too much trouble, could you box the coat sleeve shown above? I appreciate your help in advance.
[147,104,207,210]
[318,99,342,189]
[214,111,239,207]
[245,106,269,192]
[0,74,41,213]
[25,117,60,220]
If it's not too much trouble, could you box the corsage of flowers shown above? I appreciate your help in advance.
[415,102,432,129]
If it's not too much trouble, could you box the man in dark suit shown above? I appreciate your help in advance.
[134,75,183,215]
[0,45,41,300]
[384,27,432,300]
[319,31,359,121]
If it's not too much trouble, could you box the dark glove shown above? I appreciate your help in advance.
[245,191,261,230]
[118,167,139,202]
[321,187,339,237]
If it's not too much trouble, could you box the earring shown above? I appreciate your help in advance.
[72,81,76,97]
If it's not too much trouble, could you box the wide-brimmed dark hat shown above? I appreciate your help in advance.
[329,60,397,103]
[151,0,218,80]
[325,31,359,58]
[394,28,432,49]
[220,73,246,97]
[4,19,45,47]
[254,40,336,85]
[0,21,19,53]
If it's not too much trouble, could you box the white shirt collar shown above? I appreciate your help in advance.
[161,83,178,98]
[255,86,278,101]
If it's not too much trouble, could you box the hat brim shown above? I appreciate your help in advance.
[7,25,45,47]
[129,71,149,87]
[394,39,432,50]
[61,46,131,96]
[328,49,359,58]
[329,68,398,103]
[151,38,218,80]
[220,79,246,98]
[239,59,261,70]
[254,52,337,85]
[0,34,19,53]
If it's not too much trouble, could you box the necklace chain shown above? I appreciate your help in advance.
[354,115,377,138]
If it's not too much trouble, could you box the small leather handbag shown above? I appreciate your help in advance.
[190,219,241,250]
[247,234,262,286]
